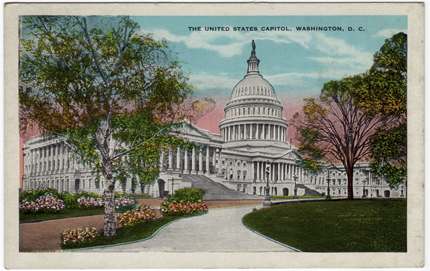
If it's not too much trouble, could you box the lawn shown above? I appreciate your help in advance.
[243,198,406,252]
[62,215,195,250]
[20,206,136,223]
[270,195,325,199]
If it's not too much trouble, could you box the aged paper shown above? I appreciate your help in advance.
[5,3,424,269]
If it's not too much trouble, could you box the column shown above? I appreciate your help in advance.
[218,150,223,174]
[280,163,284,181]
[278,126,281,141]
[278,162,281,181]
[191,147,196,174]
[212,148,216,172]
[205,146,210,175]
[183,149,189,174]
[168,148,173,170]
[250,162,254,181]
[262,124,266,140]
[271,163,274,181]
[176,147,181,172]
[256,124,259,139]
[290,164,293,180]
[256,161,260,180]
[198,149,203,174]
[238,125,241,140]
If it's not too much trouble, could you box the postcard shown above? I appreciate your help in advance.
[4,2,424,269]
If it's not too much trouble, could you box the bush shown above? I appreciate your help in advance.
[61,227,100,246]
[20,193,66,214]
[161,200,208,216]
[115,196,135,210]
[116,204,156,228]
[77,197,105,208]
[165,188,205,203]
[19,189,62,203]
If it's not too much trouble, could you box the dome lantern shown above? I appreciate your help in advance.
[247,40,260,75]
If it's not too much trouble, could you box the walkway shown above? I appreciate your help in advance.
[79,206,297,252]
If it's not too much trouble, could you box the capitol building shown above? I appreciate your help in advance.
[21,42,406,199]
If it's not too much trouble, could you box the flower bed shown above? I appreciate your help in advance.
[115,196,135,209]
[77,197,105,208]
[61,227,100,246]
[20,193,66,214]
[161,200,208,216]
[116,204,156,228]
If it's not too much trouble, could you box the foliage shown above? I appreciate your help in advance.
[19,189,63,203]
[292,77,385,200]
[349,32,407,186]
[77,196,105,208]
[161,200,208,216]
[243,199,406,252]
[116,204,156,228]
[19,16,214,237]
[61,227,100,246]
[165,187,205,203]
[20,193,66,214]
[297,158,322,173]
[115,196,135,209]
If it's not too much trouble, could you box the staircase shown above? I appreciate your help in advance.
[182,174,262,200]
[296,184,323,196]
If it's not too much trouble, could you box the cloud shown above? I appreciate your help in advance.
[373,29,407,38]
[189,73,238,90]
[139,27,312,58]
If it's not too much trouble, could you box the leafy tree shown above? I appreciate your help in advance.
[350,32,407,187]
[292,77,385,200]
[19,16,213,237]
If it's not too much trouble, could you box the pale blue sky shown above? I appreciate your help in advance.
[133,16,407,101]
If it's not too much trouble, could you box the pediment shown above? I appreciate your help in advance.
[179,124,211,140]
[280,150,302,160]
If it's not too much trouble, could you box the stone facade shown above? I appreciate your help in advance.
[21,43,406,199]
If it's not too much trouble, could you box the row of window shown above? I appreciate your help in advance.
[232,85,273,98]
[226,106,281,118]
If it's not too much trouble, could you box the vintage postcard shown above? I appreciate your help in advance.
[4,3,424,269]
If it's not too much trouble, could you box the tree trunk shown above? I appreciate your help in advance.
[104,188,117,238]
[347,167,354,200]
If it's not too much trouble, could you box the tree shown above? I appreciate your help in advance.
[19,16,214,237]
[350,33,407,187]
[292,77,385,200]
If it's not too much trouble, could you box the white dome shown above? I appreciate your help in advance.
[230,74,277,101]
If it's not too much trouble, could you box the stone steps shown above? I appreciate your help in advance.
[182,174,263,200]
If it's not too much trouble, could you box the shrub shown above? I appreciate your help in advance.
[20,193,66,214]
[77,197,105,208]
[115,196,135,209]
[161,200,208,216]
[165,188,205,203]
[19,189,62,203]
[116,204,156,228]
[61,227,99,246]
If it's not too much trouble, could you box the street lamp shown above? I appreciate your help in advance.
[263,160,272,207]
[293,175,298,199]
[362,180,367,198]
[326,171,332,200]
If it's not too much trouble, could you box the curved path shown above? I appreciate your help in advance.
[79,206,297,252]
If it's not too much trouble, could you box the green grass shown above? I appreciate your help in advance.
[243,198,406,252]
[270,195,325,199]
[20,206,136,223]
[62,215,192,250]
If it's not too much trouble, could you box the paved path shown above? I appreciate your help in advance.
[79,206,297,252]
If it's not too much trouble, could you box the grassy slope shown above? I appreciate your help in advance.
[243,199,406,252]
